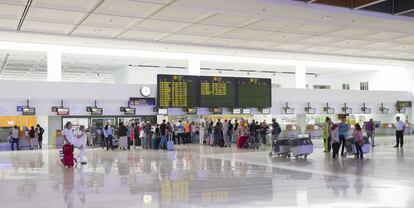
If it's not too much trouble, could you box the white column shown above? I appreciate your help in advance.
[295,64,306,89]
[47,49,62,81]
[188,58,200,76]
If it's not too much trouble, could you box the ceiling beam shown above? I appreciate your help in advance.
[0,53,10,74]
[394,0,414,15]
[353,0,387,10]
[17,0,33,31]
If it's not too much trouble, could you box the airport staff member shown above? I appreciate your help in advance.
[394,116,405,148]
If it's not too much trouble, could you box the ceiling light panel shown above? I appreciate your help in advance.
[200,13,259,27]
[0,3,24,18]
[219,28,273,39]
[82,13,139,29]
[26,7,85,24]
[21,21,74,34]
[244,19,294,31]
[326,28,378,37]
[134,19,188,33]
[180,24,231,36]
[159,34,209,44]
[118,30,168,41]
[72,26,123,37]
[95,0,164,18]
[31,0,102,12]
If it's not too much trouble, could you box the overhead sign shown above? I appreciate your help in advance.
[129,97,156,106]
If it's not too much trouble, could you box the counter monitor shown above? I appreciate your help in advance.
[124,108,136,115]
[157,75,198,108]
[57,108,70,115]
[22,107,35,115]
[237,78,271,108]
[242,108,251,114]
[199,76,236,107]
[261,108,270,114]
[186,108,197,114]
[91,108,103,115]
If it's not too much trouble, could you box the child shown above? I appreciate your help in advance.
[331,124,340,159]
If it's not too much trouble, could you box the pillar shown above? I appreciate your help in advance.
[188,58,200,76]
[295,64,306,89]
[47,49,62,81]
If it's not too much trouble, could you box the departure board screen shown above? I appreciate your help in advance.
[199,76,236,107]
[237,78,271,107]
[157,75,198,108]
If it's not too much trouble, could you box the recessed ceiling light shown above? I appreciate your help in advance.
[94,29,101,32]
[322,16,331,20]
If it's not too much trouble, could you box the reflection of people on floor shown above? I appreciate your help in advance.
[325,160,349,197]
[354,160,364,196]
[63,168,75,208]
[77,166,86,204]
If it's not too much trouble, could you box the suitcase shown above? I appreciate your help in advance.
[167,140,174,151]
[60,144,77,168]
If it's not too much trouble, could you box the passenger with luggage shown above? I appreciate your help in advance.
[331,124,340,159]
[159,120,167,149]
[63,122,87,165]
[260,121,269,145]
[352,124,364,159]
[364,119,375,147]
[338,117,349,156]
[29,126,38,150]
[153,124,161,149]
[176,120,185,145]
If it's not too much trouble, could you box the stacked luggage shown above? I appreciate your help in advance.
[290,137,313,158]
[269,138,290,157]
[345,136,371,156]
[269,137,313,159]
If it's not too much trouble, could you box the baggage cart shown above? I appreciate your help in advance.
[269,138,291,157]
[290,137,313,159]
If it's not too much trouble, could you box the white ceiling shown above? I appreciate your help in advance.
[0,0,412,60]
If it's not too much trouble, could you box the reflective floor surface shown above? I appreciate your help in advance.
[1,136,414,208]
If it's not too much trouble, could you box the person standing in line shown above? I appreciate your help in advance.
[228,120,234,143]
[353,123,364,159]
[364,119,375,147]
[29,126,37,150]
[144,121,152,149]
[323,117,332,152]
[11,125,20,151]
[338,117,349,156]
[214,121,223,146]
[139,121,146,148]
[260,121,269,145]
[104,122,114,151]
[36,124,45,149]
[199,122,205,144]
[207,120,213,145]
[271,119,281,140]
[133,123,140,149]
[330,124,340,159]
[394,116,405,148]
[63,122,87,165]
[176,120,185,145]
[118,122,128,150]
[223,120,231,147]
[166,121,173,145]
[184,120,191,144]
[159,120,167,149]
[191,121,197,143]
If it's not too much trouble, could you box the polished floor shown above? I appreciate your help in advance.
[0,137,414,208]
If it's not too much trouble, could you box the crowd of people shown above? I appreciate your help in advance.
[323,116,406,159]
[8,124,45,151]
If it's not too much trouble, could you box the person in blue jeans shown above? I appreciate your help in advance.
[159,120,167,149]
[338,117,349,156]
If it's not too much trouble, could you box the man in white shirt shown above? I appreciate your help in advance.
[63,122,87,164]
[394,116,405,148]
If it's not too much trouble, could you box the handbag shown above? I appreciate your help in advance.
[8,135,13,143]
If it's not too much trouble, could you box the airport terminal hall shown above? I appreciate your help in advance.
[2,0,414,207]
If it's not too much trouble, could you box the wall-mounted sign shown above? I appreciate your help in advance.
[186,108,197,114]
[129,97,156,106]
[57,108,70,115]
[232,108,241,114]
[91,108,103,115]
[261,108,270,114]
[158,108,168,115]
[242,108,251,114]
[210,108,222,114]
[16,106,24,112]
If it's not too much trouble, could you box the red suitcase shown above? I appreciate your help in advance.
[61,144,77,168]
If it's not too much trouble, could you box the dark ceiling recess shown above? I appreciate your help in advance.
[294,0,414,17]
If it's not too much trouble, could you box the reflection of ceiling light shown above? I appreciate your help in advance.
[94,29,101,32]
[143,195,152,204]
[322,16,331,20]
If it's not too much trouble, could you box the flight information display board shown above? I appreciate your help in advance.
[157,75,198,108]
[237,78,271,107]
[199,76,236,107]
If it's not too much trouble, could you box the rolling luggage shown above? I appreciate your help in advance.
[167,140,174,150]
[60,143,77,168]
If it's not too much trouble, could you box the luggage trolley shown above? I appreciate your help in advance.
[269,137,291,157]
[345,137,371,156]
[290,137,313,159]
